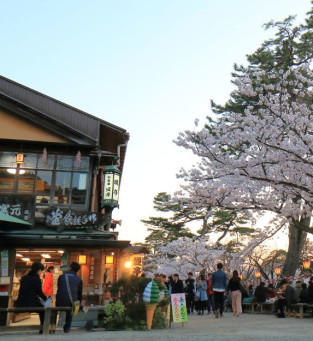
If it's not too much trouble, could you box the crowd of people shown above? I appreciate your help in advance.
[156,263,313,319]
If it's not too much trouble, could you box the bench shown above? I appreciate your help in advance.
[242,302,275,314]
[287,303,313,319]
[0,306,71,335]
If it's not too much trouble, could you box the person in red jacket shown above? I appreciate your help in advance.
[42,266,55,298]
[206,273,214,314]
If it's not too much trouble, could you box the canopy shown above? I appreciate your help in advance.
[0,212,32,226]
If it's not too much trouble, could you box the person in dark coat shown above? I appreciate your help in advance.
[185,272,195,314]
[56,262,83,333]
[171,274,184,294]
[299,283,309,304]
[254,282,267,303]
[275,279,297,318]
[307,276,313,304]
[16,262,46,332]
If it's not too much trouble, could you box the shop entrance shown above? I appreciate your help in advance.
[9,249,64,325]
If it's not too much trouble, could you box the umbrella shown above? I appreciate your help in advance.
[0,212,32,226]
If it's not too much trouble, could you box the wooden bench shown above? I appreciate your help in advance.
[287,303,313,319]
[242,302,275,314]
[0,306,71,335]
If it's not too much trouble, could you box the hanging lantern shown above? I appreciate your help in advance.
[274,267,281,276]
[16,153,24,164]
[102,166,121,208]
[254,271,261,278]
[303,260,311,270]
[75,150,81,167]
[42,148,47,164]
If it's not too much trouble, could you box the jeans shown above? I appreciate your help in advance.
[207,295,214,312]
[213,291,224,315]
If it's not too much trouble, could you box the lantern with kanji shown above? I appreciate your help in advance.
[303,260,311,270]
[254,271,261,279]
[102,165,121,208]
[274,267,281,276]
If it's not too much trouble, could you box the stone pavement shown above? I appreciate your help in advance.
[1,313,313,341]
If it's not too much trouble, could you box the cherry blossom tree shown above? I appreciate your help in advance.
[175,64,313,276]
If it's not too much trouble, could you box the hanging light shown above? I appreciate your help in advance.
[102,166,121,209]
[16,153,24,165]
[274,267,281,276]
[303,260,311,270]
[254,271,261,278]
[125,261,132,268]
[78,255,87,264]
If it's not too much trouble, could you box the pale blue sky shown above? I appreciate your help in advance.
[0,0,311,242]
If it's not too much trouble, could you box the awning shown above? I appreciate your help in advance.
[0,212,32,227]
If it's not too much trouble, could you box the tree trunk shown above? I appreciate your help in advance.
[283,218,308,277]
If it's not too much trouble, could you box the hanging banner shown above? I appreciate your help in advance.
[1,250,9,277]
[171,293,188,323]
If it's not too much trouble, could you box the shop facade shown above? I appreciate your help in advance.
[0,75,135,325]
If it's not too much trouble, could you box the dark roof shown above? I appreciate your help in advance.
[0,75,128,146]
[124,245,149,254]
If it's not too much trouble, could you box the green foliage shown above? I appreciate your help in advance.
[152,307,167,329]
[103,301,126,330]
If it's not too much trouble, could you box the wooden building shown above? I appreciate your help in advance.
[0,75,136,325]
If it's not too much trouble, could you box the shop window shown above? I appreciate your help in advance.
[0,168,15,192]
[71,173,87,205]
[17,169,36,193]
[35,170,52,204]
[54,172,71,205]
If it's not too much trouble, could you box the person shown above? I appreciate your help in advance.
[266,284,276,300]
[212,263,227,318]
[166,275,173,294]
[254,282,267,303]
[227,270,242,317]
[299,283,309,304]
[160,274,167,285]
[195,275,208,315]
[294,280,302,302]
[307,276,313,304]
[56,262,83,333]
[171,274,184,294]
[206,273,214,314]
[274,278,297,318]
[16,262,47,333]
[248,285,254,299]
[185,272,195,314]
[42,266,55,298]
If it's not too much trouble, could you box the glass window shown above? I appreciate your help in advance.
[54,172,71,204]
[0,168,15,192]
[22,153,38,169]
[73,156,90,172]
[71,173,87,205]
[35,170,52,204]
[37,154,55,170]
[56,156,74,171]
[0,152,16,168]
[17,169,36,193]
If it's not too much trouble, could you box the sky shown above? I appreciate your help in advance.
[0,0,312,243]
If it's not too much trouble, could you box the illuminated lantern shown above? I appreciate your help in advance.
[254,271,261,278]
[125,261,132,268]
[16,153,24,164]
[78,255,87,264]
[303,260,311,270]
[102,166,121,209]
[274,267,281,276]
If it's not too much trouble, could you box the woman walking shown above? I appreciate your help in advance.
[227,270,242,317]
[196,275,208,315]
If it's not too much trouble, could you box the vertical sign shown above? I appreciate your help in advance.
[112,173,120,202]
[89,256,95,283]
[171,293,188,323]
[1,250,9,277]
[104,173,113,200]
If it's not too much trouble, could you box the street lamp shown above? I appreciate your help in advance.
[254,271,261,279]
[303,260,311,270]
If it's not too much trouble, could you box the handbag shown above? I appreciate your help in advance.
[65,274,80,316]
[39,296,52,308]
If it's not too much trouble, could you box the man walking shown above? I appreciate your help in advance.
[56,262,83,333]
[212,263,227,318]
[185,272,195,314]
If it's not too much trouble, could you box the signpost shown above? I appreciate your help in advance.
[170,293,188,326]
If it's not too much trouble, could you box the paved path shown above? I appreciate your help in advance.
[1,313,313,341]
